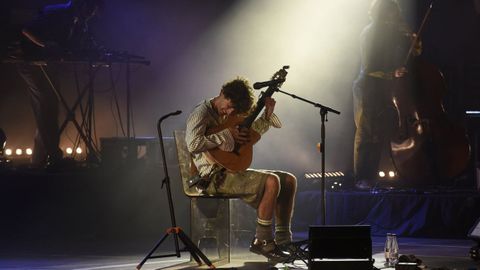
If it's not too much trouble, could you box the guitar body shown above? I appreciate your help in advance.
[205,115,261,172]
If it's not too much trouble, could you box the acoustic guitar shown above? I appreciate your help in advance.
[204,66,289,172]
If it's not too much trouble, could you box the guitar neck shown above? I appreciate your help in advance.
[240,86,274,129]
[239,66,288,129]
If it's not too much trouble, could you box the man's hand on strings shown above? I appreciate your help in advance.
[410,33,423,56]
[264,97,276,120]
[228,126,250,145]
[394,67,408,78]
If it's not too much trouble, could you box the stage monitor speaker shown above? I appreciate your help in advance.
[468,217,480,241]
[466,112,480,191]
[468,217,480,261]
[308,225,373,270]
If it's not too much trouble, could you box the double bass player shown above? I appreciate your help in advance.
[353,0,421,189]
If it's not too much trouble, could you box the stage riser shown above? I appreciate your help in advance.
[293,190,480,238]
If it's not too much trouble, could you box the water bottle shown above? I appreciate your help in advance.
[384,233,392,266]
[389,234,399,266]
[384,233,399,267]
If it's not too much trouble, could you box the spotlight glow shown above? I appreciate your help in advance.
[170,0,381,172]
[5,149,12,156]
[15,149,22,155]
[388,171,396,178]
[26,148,33,155]
[378,171,386,178]
[76,147,83,154]
[66,147,73,155]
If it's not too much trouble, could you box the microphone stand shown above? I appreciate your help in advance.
[136,111,214,270]
[273,88,340,225]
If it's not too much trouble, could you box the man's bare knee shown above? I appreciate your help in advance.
[285,173,297,193]
[264,174,280,196]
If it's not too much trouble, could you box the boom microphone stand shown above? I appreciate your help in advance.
[136,110,215,270]
[273,88,340,225]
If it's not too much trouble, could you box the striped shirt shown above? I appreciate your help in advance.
[186,98,282,177]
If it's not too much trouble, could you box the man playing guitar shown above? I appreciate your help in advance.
[185,77,297,262]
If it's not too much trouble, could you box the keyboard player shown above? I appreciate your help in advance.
[15,0,103,168]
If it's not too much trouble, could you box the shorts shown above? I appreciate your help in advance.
[205,169,290,209]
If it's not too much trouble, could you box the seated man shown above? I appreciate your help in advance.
[185,77,297,261]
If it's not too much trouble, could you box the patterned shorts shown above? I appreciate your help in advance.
[205,169,290,209]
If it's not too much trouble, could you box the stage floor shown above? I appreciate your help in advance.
[0,237,477,270]
[1,166,479,269]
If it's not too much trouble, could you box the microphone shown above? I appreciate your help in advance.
[159,110,182,122]
[253,78,285,90]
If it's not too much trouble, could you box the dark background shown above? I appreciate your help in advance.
[1,0,478,176]
[0,0,479,254]
[1,0,480,175]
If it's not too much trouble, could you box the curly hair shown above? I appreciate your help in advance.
[221,77,255,115]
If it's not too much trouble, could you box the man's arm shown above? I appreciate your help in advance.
[185,105,235,154]
[22,28,46,48]
[22,12,60,50]
[251,97,282,135]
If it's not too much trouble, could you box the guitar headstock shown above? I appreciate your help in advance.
[270,65,289,88]
[242,65,289,128]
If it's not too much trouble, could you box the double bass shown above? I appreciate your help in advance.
[390,2,470,183]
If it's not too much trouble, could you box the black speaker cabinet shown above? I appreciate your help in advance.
[100,136,176,167]
[467,112,480,191]
[308,225,374,270]
[468,217,480,241]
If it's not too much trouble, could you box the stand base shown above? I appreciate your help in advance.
[282,240,309,265]
[136,227,215,270]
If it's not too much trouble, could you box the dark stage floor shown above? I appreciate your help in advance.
[0,165,479,270]
[0,237,478,270]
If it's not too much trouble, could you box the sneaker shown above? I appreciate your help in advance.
[249,238,290,263]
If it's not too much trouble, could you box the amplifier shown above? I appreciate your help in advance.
[100,137,177,167]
